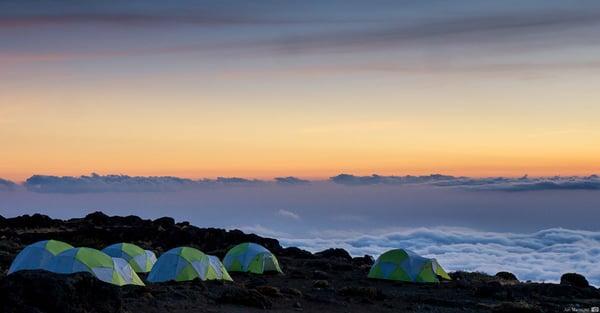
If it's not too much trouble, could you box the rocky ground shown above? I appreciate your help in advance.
[1,212,599,313]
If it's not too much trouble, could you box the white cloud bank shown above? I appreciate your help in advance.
[280,227,600,285]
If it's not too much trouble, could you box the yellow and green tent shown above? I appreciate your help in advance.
[147,247,232,282]
[368,249,451,283]
[223,243,282,274]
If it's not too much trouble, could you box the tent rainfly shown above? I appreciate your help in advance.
[102,243,156,273]
[8,240,73,274]
[48,247,145,286]
[223,243,282,274]
[368,248,451,283]
[145,249,158,268]
[147,247,232,282]
[112,257,146,286]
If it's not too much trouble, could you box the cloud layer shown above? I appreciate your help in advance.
[0,173,595,193]
[23,173,264,193]
[330,174,459,186]
[275,176,310,185]
[280,227,600,285]
[330,174,600,191]
[0,178,17,191]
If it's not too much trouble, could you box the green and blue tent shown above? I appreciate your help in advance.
[223,243,282,274]
[8,240,73,274]
[147,247,232,282]
[48,247,145,286]
[368,248,451,283]
[102,243,156,272]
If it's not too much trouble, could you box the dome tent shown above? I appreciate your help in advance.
[368,249,451,283]
[102,243,156,272]
[223,243,282,274]
[8,240,73,274]
[48,247,144,286]
[147,247,232,282]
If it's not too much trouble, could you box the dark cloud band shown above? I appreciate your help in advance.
[330,174,600,191]
[1,173,598,193]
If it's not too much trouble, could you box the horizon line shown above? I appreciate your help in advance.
[4,171,600,184]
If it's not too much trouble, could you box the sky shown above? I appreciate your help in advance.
[2,0,600,181]
[2,1,600,284]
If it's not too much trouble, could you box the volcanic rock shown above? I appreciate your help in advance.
[0,271,122,313]
[560,273,590,288]
[495,271,519,283]
[314,248,352,262]
[216,285,272,309]
[312,280,330,289]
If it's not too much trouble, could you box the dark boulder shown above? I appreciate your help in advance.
[352,255,375,267]
[84,211,110,225]
[176,221,190,227]
[312,280,330,289]
[280,247,314,259]
[315,248,352,262]
[560,273,590,288]
[495,271,519,283]
[450,271,495,283]
[153,217,175,229]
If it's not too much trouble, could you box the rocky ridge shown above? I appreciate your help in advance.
[1,212,599,313]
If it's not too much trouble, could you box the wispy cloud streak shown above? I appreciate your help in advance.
[271,11,600,54]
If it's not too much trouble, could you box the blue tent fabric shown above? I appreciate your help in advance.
[147,251,184,282]
[8,240,72,274]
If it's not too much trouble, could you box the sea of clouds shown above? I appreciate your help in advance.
[278,227,600,285]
